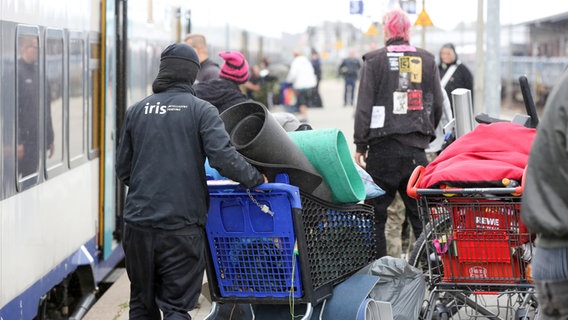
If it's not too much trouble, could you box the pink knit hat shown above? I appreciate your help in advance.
[219,51,249,83]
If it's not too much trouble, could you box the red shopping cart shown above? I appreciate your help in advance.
[406,165,538,320]
[404,76,540,320]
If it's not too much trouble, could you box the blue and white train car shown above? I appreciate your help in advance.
[0,1,189,319]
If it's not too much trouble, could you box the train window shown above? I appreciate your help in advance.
[88,33,101,159]
[16,26,41,191]
[45,29,66,177]
[69,35,87,167]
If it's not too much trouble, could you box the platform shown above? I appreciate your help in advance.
[83,269,213,320]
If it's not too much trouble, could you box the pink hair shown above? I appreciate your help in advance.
[383,9,411,41]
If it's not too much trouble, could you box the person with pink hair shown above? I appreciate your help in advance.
[353,8,445,258]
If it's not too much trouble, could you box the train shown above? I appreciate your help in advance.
[0,1,192,319]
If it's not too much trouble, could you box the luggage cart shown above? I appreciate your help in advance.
[203,178,376,319]
[406,166,539,320]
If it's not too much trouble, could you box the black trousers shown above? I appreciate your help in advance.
[365,140,428,258]
[122,222,206,320]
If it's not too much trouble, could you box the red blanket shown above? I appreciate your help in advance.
[420,122,536,188]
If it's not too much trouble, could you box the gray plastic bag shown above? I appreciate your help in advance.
[356,256,425,320]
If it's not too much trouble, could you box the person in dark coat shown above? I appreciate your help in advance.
[310,48,324,108]
[438,42,474,109]
[353,8,444,258]
[17,35,54,178]
[522,68,568,319]
[338,48,362,106]
[184,33,220,83]
[116,43,264,320]
[194,51,251,113]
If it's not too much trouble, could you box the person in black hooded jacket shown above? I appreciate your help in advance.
[194,50,251,113]
[116,43,264,320]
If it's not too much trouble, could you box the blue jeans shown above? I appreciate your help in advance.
[532,247,568,319]
[343,77,357,105]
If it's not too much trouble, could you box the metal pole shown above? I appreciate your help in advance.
[485,0,501,117]
[421,0,426,48]
[452,88,475,138]
[474,0,484,115]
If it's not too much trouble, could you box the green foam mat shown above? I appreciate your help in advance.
[288,128,365,203]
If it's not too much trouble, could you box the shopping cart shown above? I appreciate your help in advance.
[406,165,539,320]
[203,176,376,319]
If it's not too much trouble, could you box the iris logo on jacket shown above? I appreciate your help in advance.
[143,102,188,114]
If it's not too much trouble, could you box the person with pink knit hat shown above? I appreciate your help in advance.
[194,50,252,113]
[219,51,249,83]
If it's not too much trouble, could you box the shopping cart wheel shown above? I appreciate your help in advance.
[203,301,219,320]
[514,288,540,320]
[409,214,466,320]
[433,303,450,320]
[516,307,529,320]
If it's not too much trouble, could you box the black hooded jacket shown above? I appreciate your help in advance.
[193,78,249,113]
[116,44,263,229]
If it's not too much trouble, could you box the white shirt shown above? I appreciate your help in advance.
[286,55,317,89]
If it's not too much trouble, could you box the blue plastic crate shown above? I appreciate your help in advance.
[206,183,303,299]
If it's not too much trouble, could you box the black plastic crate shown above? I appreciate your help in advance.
[296,191,376,291]
[204,182,376,305]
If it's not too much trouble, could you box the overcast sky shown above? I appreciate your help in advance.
[188,0,567,37]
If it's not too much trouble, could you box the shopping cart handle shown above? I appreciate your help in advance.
[255,183,302,209]
[407,165,425,199]
[207,181,302,209]
[405,166,526,198]
[518,166,527,195]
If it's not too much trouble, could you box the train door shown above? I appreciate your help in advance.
[99,0,120,260]
[96,0,189,260]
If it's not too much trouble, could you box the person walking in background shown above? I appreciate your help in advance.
[353,8,444,258]
[116,43,264,320]
[285,49,316,122]
[244,64,263,100]
[310,48,324,108]
[244,64,281,109]
[521,68,568,319]
[184,33,220,83]
[438,42,473,109]
[338,48,362,107]
[194,51,251,113]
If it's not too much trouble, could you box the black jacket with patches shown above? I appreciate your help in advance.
[116,81,263,230]
[354,38,444,153]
